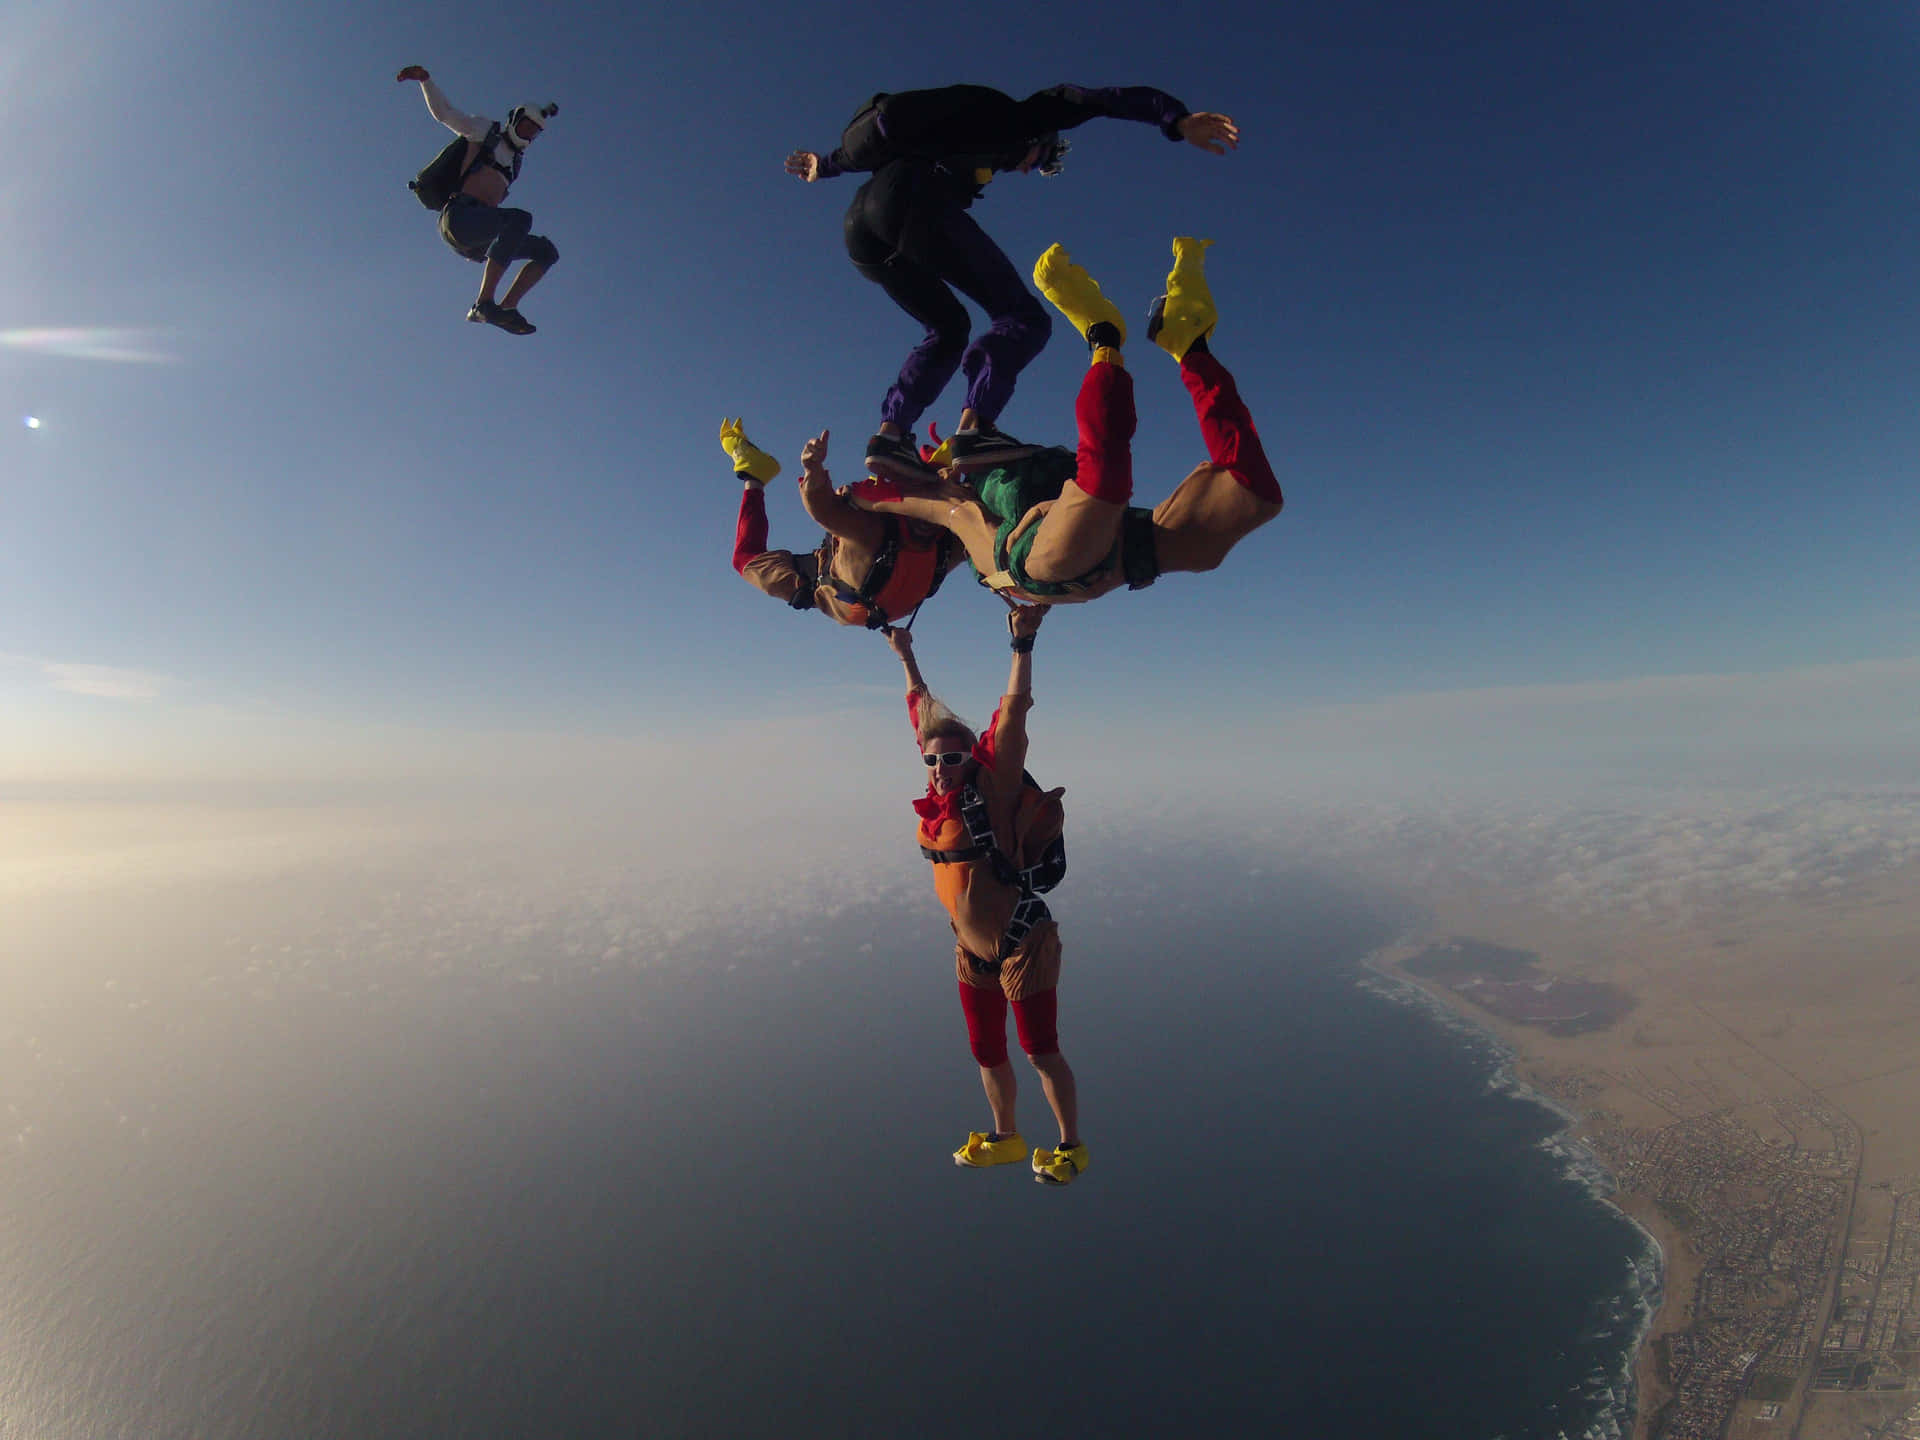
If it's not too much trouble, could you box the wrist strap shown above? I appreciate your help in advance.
[1010,635,1035,653]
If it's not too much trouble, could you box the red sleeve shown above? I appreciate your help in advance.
[975,703,1004,767]
[982,695,1030,779]
[906,688,924,738]
[732,486,770,575]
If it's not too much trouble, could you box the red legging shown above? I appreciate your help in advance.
[1070,351,1283,507]
[958,982,1059,1066]
[1181,349,1283,504]
[732,485,770,574]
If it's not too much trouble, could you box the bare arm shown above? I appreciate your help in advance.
[1005,603,1045,700]
[797,430,885,546]
[985,604,1047,777]
[886,625,930,696]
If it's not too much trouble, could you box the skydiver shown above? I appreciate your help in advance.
[886,607,1087,1185]
[720,419,971,629]
[785,84,1238,482]
[396,65,559,336]
[848,237,1284,605]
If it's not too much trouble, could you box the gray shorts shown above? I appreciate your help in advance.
[438,195,560,268]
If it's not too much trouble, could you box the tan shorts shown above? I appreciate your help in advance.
[955,919,1062,1002]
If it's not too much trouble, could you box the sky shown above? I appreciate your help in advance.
[10,14,1920,1435]
[3,0,1918,815]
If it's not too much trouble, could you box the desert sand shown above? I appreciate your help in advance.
[1378,858,1920,1440]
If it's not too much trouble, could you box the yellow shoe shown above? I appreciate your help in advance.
[1032,244,1126,346]
[719,417,780,483]
[953,1131,1028,1168]
[1145,237,1216,361]
[1032,1141,1089,1185]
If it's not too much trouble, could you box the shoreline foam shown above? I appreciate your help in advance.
[1356,944,1665,1440]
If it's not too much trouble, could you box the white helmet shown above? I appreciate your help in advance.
[504,102,557,150]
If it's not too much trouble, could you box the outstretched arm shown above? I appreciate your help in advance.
[986,604,1047,778]
[886,624,930,698]
[1005,603,1044,700]
[1015,85,1237,151]
[798,430,886,547]
[846,477,1000,578]
[397,66,492,141]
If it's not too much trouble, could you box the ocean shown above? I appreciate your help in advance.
[0,845,1656,1438]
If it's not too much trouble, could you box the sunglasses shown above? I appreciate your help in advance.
[922,750,971,769]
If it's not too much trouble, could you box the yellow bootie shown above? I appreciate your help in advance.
[719,417,780,483]
[1032,244,1126,346]
[1145,237,1216,361]
[953,1131,1029,1168]
[1032,1141,1089,1186]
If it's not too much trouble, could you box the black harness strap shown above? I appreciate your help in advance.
[954,784,1051,963]
[818,517,954,631]
[474,122,521,186]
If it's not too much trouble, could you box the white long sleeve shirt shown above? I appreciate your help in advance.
[419,77,497,142]
[423,78,535,192]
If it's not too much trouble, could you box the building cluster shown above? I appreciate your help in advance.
[1816,1180,1920,1397]
[1585,1095,1861,1440]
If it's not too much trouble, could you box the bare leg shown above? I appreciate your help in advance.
[499,262,548,310]
[1028,1051,1079,1147]
[477,257,508,305]
[1023,485,1126,583]
[1150,467,1281,573]
[1151,347,1284,574]
[980,1060,1019,1135]
[852,488,1001,576]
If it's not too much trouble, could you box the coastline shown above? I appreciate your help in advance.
[1357,941,1669,1440]
[1352,857,1920,1440]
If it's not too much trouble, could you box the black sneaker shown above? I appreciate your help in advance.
[948,424,1042,471]
[467,299,536,335]
[864,431,936,481]
[491,306,537,336]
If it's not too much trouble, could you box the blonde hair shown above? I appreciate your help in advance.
[916,695,976,750]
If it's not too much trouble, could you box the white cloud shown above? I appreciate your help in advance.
[38,661,173,701]
[1247,785,1920,923]
[3,652,1916,936]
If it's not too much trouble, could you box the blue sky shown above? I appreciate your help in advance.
[4,0,1918,775]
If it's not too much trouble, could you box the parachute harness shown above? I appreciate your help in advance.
[916,783,1052,973]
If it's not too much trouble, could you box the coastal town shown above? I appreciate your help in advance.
[1573,1090,1918,1438]
[1385,905,1920,1440]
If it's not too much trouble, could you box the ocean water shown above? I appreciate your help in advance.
[0,848,1654,1438]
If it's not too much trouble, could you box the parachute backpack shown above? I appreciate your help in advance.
[1008,771,1068,893]
[409,123,502,211]
[836,85,1035,175]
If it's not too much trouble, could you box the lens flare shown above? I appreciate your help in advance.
[0,328,175,364]
[23,416,40,429]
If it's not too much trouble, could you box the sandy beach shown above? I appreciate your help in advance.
[1374,859,1920,1440]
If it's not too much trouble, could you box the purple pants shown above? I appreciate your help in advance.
[844,161,1051,430]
